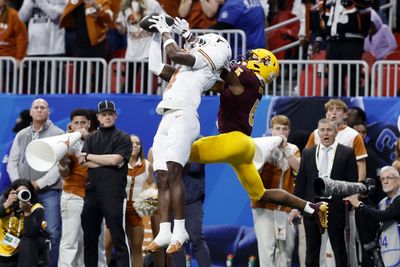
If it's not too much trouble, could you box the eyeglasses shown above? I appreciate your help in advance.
[380,176,399,182]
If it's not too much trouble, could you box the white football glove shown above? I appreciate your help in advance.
[148,14,171,35]
[172,17,192,40]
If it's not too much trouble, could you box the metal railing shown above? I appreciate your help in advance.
[267,60,370,97]
[371,60,400,96]
[0,57,18,94]
[107,59,161,95]
[2,57,400,97]
[18,57,107,94]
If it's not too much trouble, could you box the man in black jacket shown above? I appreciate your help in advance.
[79,100,133,267]
[290,118,358,267]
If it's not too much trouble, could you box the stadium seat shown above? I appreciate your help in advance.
[362,51,376,71]
[383,50,400,60]
[298,51,327,96]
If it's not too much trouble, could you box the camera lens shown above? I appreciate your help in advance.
[17,190,31,202]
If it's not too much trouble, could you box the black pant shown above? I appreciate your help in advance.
[326,39,364,96]
[303,199,348,267]
[81,194,130,267]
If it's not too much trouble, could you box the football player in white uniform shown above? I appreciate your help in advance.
[144,14,232,254]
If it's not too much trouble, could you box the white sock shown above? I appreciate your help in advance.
[173,219,186,233]
[159,222,172,233]
[304,202,314,214]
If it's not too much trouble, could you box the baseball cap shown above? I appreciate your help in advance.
[97,100,116,113]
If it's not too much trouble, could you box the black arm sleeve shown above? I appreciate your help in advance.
[359,196,400,222]
[23,206,45,237]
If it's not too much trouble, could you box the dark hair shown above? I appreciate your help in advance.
[70,108,91,121]
[3,179,38,205]
[348,107,366,124]
[87,109,100,132]
[130,134,145,161]
[352,120,367,129]
[12,109,32,133]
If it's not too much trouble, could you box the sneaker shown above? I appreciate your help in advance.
[310,201,328,233]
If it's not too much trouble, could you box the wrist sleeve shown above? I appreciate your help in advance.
[148,33,165,76]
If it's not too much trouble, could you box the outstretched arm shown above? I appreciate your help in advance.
[148,33,176,82]
[149,15,196,67]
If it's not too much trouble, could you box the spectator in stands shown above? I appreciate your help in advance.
[19,0,66,93]
[178,0,224,29]
[57,108,107,267]
[213,0,266,54]
[60,0,113,92]
[291,118,358,267]
[159,0,180,17]
[0,0,28,66]
[313,0,372,96]
[7,98,64,267]
[172,160,211,267]
[364,9,397,60]
[252,115,300,267]
[115,0,165,93]
[345,166,400,267]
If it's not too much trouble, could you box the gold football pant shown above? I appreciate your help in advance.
[190,131,266,200]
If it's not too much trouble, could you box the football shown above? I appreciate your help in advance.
[139,12,175,33]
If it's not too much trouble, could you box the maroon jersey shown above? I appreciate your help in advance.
[217,64,263,136]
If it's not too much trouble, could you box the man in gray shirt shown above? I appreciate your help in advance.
[7,98,64,267]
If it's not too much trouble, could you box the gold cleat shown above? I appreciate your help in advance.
[311,201,329,233]
[143,240,165,254]
[166,241,184,254]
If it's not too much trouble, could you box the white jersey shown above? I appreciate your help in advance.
[378,190,400,267]
[156,33,232,115]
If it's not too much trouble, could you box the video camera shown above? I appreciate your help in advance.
[314,177,375,198]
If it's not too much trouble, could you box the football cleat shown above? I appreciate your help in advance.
[310,201,329,233]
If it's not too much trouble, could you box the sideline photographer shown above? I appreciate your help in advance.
[0,179,48,267]
[346,166,400,267]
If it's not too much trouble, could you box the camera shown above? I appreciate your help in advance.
[17,189,31,202]
[314,177,375,198]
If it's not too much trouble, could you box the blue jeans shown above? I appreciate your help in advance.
[38,189,62,267]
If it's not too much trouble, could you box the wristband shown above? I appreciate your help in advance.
[84,153,90,162]
[163,39,176,50]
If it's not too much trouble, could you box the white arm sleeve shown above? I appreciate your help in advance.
[148,33,165,76]
[36,0,66,21]
[7,137,22,181]
[19,0,35,22]
[35,165,61,189]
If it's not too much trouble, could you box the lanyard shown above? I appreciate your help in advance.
[7,215,23,237]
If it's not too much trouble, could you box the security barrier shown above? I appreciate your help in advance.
[0,57,17,94]
[1,56,400,97]
[371,60,400,97]
[18,57,107,94]
[268,60,370,97]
